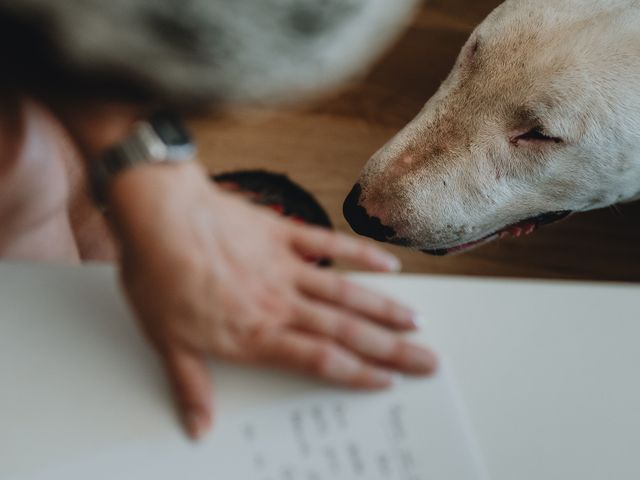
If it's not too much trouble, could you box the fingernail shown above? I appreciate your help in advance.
[185,410,209,441]
[385,255,402,272]
[371,369,395,387]
[376,252,401,272]
[407,348,438,373]
[411,314,425,329]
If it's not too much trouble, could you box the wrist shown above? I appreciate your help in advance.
[108,160,210,215]
[88,112,197,208]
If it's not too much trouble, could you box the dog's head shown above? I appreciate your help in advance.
[344,0,640,255]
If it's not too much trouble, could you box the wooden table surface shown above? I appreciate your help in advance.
[192,0,640,283]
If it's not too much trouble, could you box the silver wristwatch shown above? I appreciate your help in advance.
[89,112,197,207]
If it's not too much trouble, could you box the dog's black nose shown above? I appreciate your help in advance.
[343,184,396,242]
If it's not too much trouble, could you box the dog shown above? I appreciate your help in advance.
[344,0,640,256]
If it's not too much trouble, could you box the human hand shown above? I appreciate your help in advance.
[109,161,437,440]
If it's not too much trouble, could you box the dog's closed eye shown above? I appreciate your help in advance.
[511,127,563,146]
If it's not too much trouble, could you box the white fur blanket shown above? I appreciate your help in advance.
[0,0,419,104]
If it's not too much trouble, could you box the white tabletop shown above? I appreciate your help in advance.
[1,263,639,480]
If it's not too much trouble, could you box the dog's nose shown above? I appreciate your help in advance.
[343,184,396,242]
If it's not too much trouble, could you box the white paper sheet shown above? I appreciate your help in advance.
[19,373,483,480]
[0,264,486,480]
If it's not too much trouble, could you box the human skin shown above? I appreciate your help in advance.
[0,96,80,261]
[1,97,438,440]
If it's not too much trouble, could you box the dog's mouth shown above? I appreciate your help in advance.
[421,211,572,256]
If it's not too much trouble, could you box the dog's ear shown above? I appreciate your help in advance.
[0,0,419,106]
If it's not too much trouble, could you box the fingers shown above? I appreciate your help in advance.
[162,348,213,440]
[290,225,401,272]
[298,269,418,330]
[294,300,438,375]
[256,330,395,389]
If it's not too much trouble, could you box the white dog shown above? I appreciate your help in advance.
[344,0,640,255]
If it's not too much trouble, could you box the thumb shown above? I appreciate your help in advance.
[162,347,213,440]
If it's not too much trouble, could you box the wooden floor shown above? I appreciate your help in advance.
[192,0,640,283]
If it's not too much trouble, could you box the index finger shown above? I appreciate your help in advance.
[290,225,402,272]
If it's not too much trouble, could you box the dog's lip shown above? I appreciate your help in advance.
[421,210,572,256]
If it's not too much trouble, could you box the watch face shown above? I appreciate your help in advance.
[150,112,192,147]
